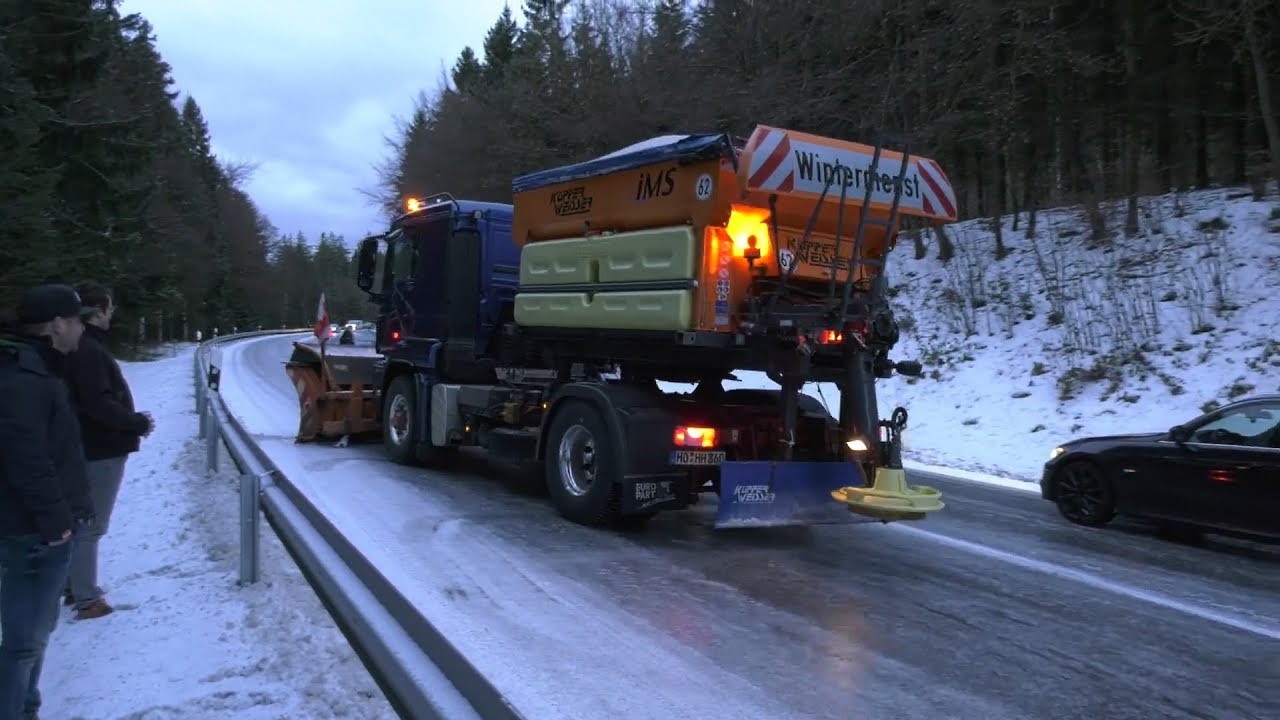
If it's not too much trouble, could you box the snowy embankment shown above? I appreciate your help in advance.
[671,186,1280,484]
[42,343,393,720]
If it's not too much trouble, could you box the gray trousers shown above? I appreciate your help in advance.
[66,456,127,610]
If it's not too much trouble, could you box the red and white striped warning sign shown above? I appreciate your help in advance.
[744,127,795,193]
[915,157,957,220]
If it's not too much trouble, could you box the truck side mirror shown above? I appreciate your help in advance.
[356,236,379,292]
[1169,424,1191,443]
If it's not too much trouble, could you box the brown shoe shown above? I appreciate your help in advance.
[75,599,114,620]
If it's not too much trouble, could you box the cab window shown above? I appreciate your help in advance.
[387,236,418,287]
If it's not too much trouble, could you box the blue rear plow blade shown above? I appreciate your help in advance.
[715,460,945,529]
[715,460,866,529]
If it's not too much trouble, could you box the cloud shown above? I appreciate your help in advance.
[120,0,513,246]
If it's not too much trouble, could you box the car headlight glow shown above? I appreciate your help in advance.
[1049,446,1065,460]
[846,438,869,452]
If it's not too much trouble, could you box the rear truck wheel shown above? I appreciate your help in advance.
[382,375,454,467]
[544,399,624,526]
[1052,460,1115,527]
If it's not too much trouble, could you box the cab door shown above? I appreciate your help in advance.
[382,234,422,342]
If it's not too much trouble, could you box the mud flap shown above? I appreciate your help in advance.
[715,461,869,529]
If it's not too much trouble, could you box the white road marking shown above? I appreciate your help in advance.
[893,523,1280,642]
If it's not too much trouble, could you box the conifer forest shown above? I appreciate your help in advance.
[4,0,1277,347]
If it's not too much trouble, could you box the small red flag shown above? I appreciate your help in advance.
[313,292,330,341]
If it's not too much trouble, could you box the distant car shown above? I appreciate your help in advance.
[1040,395,1280,540]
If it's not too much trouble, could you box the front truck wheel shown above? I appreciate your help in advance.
[544,399,625,526]
[382,375,454,467]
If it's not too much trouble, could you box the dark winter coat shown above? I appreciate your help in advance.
[65,323,149,460]
[0,329,94,542]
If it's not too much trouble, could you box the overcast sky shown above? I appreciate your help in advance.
[121,0,512,247]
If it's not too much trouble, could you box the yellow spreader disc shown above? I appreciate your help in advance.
[832,467,945,522]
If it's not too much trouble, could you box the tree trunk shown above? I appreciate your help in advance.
[1231,62,1249,183]
[992,145,1009,258]
[1194,48,1211,189]
[1155,107,1173,192]
[1122,4,1140,237]
[1023,140,1039,239]
[934,223,955,263]
[1242,2,1280,181]
[1174,43,1194,191]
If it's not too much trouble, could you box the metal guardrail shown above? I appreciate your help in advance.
[193,330,523,720]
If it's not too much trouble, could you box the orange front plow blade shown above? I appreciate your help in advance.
[283,341,380,442]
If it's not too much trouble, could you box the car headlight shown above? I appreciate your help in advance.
[846,438,869,452]
[1049,446,1065,460]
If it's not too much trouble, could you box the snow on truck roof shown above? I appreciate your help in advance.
[512,133,735,195]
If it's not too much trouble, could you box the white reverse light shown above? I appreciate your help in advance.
[846,438,869,452]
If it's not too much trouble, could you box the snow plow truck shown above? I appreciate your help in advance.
[284,125,959,529]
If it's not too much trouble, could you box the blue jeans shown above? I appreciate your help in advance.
[0,535,72,720]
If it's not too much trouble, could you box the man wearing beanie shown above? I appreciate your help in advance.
[0,283,95,720]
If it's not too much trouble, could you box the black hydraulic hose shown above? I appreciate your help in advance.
[828,175,850,307]
[766,166,838,320]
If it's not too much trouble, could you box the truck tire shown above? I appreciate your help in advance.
[544,399,623,526]
[382,374,454,467]
[383,375,419,465]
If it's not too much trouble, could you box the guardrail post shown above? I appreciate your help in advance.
[205,400,220,472]
[196,379,208,438]
[239,470,269,585]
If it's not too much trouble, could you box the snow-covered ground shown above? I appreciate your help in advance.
[667,185,1280,483]
[41,343,393,720]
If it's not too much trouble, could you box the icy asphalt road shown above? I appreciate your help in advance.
[220,334,1280,720]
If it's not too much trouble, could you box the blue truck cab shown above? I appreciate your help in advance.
[357,194,520,384]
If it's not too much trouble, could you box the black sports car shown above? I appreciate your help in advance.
[1040,394,1280,540]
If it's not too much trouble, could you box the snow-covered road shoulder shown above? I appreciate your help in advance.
[42,343,393,720]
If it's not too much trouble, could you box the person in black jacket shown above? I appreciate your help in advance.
[61,281,153,621]
[0,284,95,720]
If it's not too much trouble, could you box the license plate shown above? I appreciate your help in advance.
[670,450,726,466]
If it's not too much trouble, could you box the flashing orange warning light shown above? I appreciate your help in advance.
[405,197,422,213]
[817,329,843,344]
[724,204,772,260]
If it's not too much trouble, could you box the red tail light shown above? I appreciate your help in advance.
[674,426,717,448]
